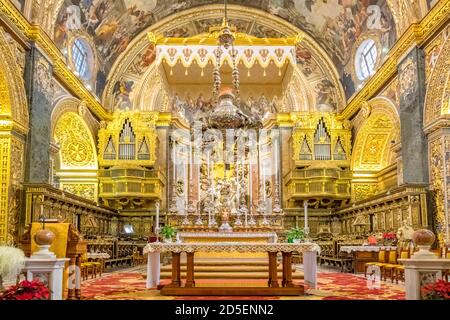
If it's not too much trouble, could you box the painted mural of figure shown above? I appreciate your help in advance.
[113,80,134,110]
[315,80,336,112]
[139,44,156,69]
[54,15,68,47]
[85,5,100,35]
[66,5,82,31]
[172,93,184,115]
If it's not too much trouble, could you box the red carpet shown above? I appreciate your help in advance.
[80,271,405,300]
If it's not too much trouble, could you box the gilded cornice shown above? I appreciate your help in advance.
[339,0,450,120]
[0,0,110,120]
[151,31,303,47]
[423,116,450,136]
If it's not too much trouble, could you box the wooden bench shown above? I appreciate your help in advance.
[104,256,133,269]
[320,256,353,272]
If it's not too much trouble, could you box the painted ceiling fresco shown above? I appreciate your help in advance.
[54,0,396,99]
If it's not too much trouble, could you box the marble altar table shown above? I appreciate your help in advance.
[144,242,320,296]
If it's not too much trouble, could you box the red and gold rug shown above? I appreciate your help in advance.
[80,271,405,300]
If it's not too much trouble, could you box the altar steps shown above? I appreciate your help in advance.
[159,258,304,280]
[160,271,304,280]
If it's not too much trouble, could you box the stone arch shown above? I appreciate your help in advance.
[0,28,29,129]
[104,4,346,113]
[352,97,400,172]
[0,28,29,245]
[51,96,99,142]
[51,98,99,201]
[424,33,450,126]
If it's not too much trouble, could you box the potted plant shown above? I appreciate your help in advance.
[421,279,450,300]
[0,246,26,292]
[0,279,50,300]
[286,228,305,244]
[382,232,397,246]
[160,225,177,243]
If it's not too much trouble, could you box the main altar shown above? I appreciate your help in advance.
[158,10,289,256]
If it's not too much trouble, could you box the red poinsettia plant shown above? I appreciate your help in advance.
[0,279,50,300]
[422,279,450,300]
[383,232,397,241]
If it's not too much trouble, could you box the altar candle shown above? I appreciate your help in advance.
[197,149,201,205]
[249,155,252,216]
[155,201,160,237]
[304,200,309,230]
[274,137,279,181]
[236,161,240,209]
[173,138,177,184]
[184,147,188,212]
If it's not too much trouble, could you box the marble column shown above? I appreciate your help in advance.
[398,47,428,185]
[24,46,54,185]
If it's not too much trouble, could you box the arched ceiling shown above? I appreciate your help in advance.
[53,0,397,102]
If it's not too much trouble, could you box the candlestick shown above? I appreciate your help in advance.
[304,200,309,237]
[40,203,45,230]
[173,137,177,183]
[155,201,160,240]
[248,154,252,228]
[197,151,201,206]
[184,147,188,215]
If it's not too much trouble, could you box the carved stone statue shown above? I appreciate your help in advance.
[396,219,414,249]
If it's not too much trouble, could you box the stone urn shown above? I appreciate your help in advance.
[32,229,56,259]
[34,229,55,246]
[411,229,437,259]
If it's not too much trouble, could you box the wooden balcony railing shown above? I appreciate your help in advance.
[23,183,118,236]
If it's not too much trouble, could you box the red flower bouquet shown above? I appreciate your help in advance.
[422,279,450,300]
[0,279,50,300]
[382,232,397,245]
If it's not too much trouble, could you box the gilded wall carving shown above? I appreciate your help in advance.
[386,0,421,36]
[353,184,379,202]
[362,134,389,165]
[0,137,11,245]
[429,137,447,246]
[352,100,399,171]
[62,184,96,202]
[54,112,96,169]
[0,27,29,129]
[0,27,29,244]
[425,24,449,83]
[7,137,25,245]
[424,29,450,125]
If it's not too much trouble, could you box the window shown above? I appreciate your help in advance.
[71,38,91,79]
[355,39,378,81]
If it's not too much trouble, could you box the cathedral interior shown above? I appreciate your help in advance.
[0,0,449,301]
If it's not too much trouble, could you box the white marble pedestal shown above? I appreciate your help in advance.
[303,251,318,289]
[398,258,450,300]
[146,252,161,289]
[24,258,69,300]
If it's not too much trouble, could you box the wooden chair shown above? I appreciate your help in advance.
[364,248,387,278]
[81,253,101,280]
[81,254,95,281]
[380,250,398,282]
[390,250,411,284]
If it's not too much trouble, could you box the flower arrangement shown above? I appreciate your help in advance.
[421,279,450,300]
[0,246,26,291]
[160,225,177,242]
[367,235,378,246]
[0,279,50,300]
[286,228,305,243]
[382,232,397,245]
